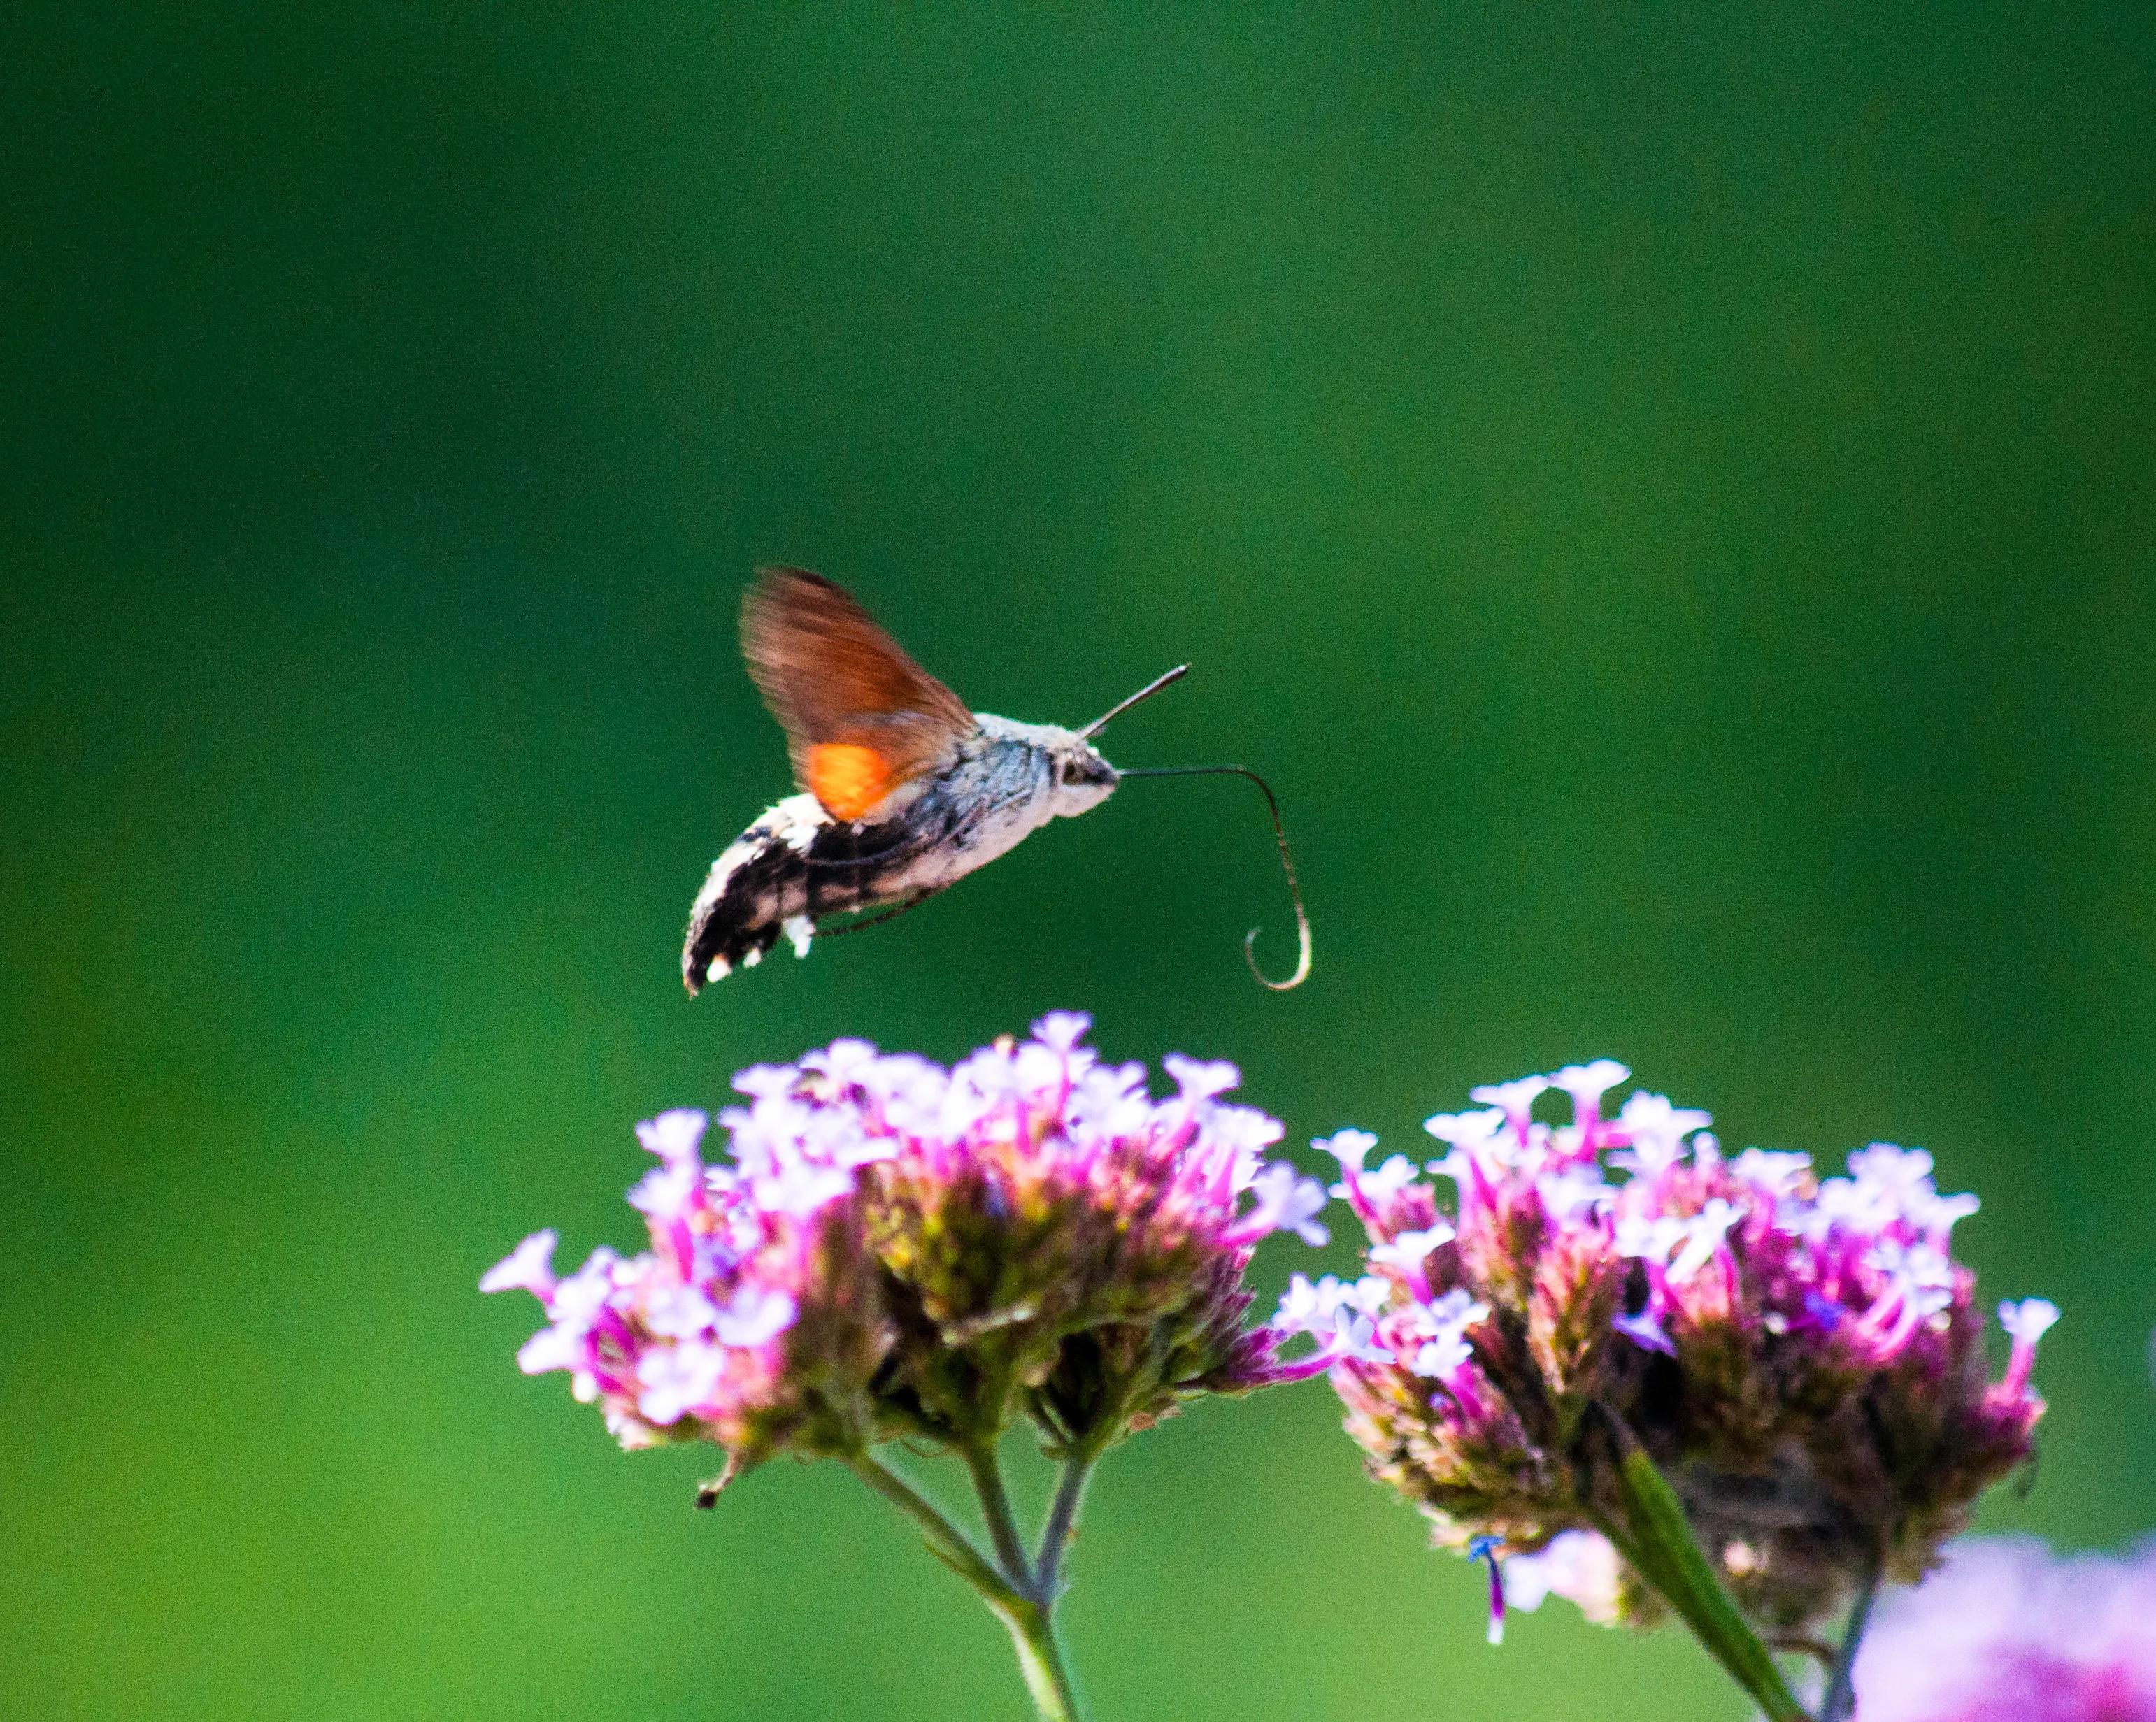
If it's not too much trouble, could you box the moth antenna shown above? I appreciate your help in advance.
[1079,663,1189,740]
[1115,763,1312,989]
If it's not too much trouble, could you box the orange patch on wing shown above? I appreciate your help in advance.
[806,742,901,821]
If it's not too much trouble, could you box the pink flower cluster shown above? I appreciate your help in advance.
[483,1014,1331,1475]
[1850,1536,2156,1721]
[1304,1060,2057,1631]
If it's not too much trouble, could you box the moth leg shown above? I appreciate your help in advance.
[799,829,937,871]
[802,826,938,921]
[813,885,952,940]
[801,798,965,918]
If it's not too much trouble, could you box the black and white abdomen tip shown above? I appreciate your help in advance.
[682,796,824,993]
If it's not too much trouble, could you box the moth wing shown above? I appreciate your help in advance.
[741,567,978,822]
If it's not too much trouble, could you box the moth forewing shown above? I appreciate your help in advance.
[740,567,976,824]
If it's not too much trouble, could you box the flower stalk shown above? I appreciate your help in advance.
[999,1595,1083,1722]
[1036,1449,1097,1600]
[847,1452,1017,1605]
[1818,1550,1881,1722]
[1593,1413,1809,1722]
[964,1439,1037,1596]
[848,1447,1087,1722]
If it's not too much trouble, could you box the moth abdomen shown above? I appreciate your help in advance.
[680,793,924,993]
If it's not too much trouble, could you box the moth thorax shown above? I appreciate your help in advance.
[971,713,1119,821]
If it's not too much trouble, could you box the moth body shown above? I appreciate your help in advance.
[678,566,1308,993]
[683,708,1118,991]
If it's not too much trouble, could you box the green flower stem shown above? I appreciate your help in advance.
[849,1451,1087,1722]
[963,1439,1037,1593]
[1820,1552,1882,1722]
[848,1453,1017,1605]
[964,1440,1089,1721]
[1592,1407,1813,1722]
[1034,1449,1097,1600]
[998,1595,1084,1722]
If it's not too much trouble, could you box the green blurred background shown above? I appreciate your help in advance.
[6,6,2153,1719]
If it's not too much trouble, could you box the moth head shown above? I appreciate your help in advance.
[1043,731,1120,818]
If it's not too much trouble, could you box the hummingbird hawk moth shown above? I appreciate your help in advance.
[681,567,1309,993]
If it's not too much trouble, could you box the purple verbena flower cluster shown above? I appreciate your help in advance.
[483,1014,1330,1477]
[1299,1061,2057,1633]
[1850,1535,2156,1721]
